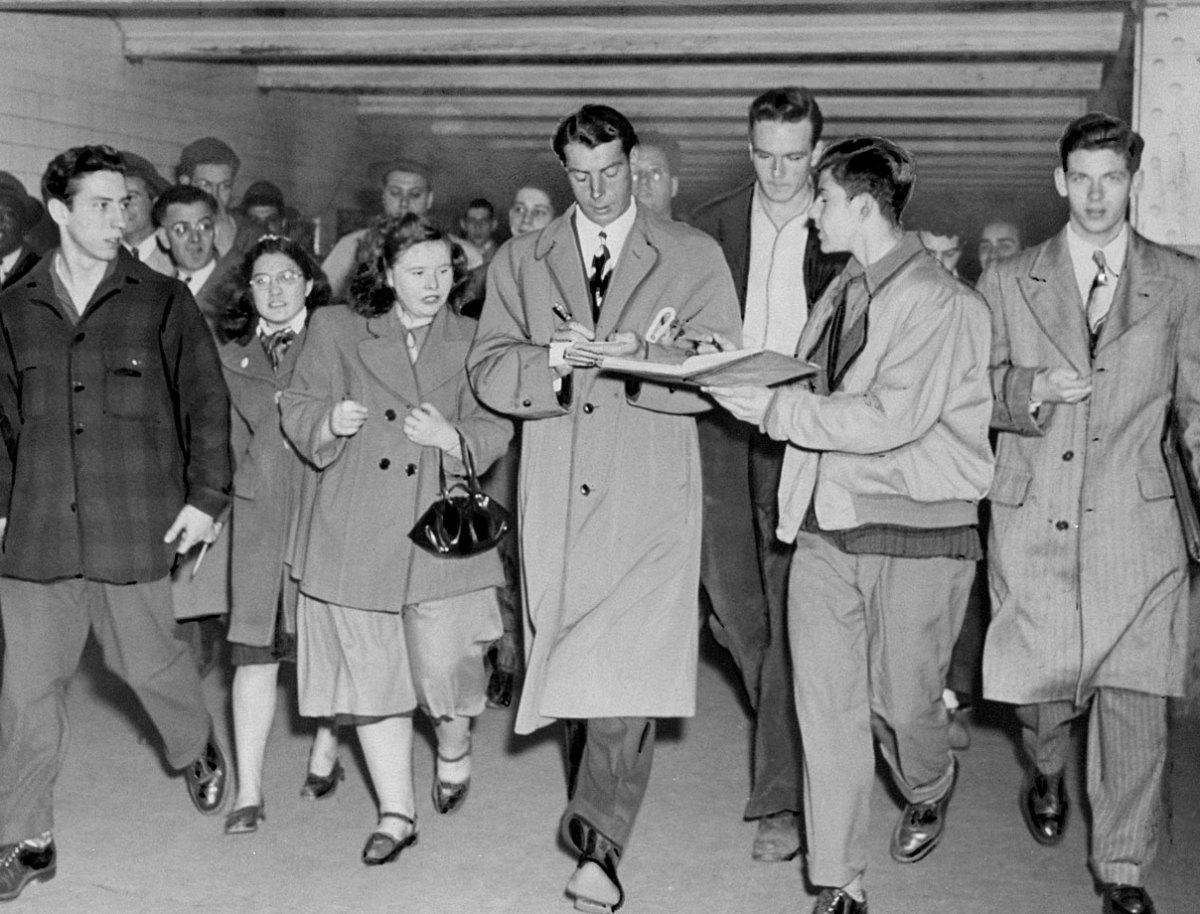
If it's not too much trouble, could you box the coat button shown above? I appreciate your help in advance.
[582,403,594,414]
[1062,450,1074,461]
[69,502,77,513]
[1055,520,1069,531]
[73,332,85,343]
[379,458,391,470]
[580,484,591,496]
[72,382,84,392]
[406,463,417,476]
[522,398,532,407]
[385,409,397,421]
[73,426,83,436]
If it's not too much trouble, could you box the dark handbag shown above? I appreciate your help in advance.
[1162,408,1200,564]
[408,433,512,558]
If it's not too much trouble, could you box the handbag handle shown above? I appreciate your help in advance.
[436,429,483,497]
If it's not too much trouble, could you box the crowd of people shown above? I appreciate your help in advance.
[0,84,1193,914]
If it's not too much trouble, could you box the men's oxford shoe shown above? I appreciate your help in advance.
[184,739,228,815]
[890,757,957,863]
[1022,770,1068,846]
[751,811,802,862]
[811,887,868,914]
[0,840,56,902]
[1102,884,1155,914]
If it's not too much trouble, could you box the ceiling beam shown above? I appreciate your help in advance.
[120,11,1125,61]
[485,136,1054,158]
[359,94,1088,121]
[257,61,1103,95]
[0,0,1124,10]
[422,118,1066,141]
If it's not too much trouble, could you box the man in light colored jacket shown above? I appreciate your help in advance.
[709,136,993,914]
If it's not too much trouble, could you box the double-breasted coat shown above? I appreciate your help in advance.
[467,205,742,734]
[281,303,511,613]
[219,325,313,646]
[982,228,1200,703]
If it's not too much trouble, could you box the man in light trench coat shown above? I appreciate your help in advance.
[468,104,741,914]
[981,112,1200,914]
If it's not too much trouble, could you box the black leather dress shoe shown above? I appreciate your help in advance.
[1022,770,1068,846]
[184,739,228,815]
[1102,883,1155,914]
[890,757,957,863]
[811,887,868,913]
[0,840,56,902]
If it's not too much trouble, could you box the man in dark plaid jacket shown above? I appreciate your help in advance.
[0,145,232,902]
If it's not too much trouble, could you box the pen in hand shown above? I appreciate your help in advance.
[551,303,572,323]
[190,539,210,580]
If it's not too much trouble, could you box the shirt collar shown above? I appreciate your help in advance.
[132,234,161,261]
[1066,221,1128,278]
[257,309,308,338]
[572,199,638,264]
[846,231,926,295]
[178,257,217,288]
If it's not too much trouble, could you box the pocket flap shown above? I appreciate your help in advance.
[989,466,1032,507]
[1137,465,1175,501]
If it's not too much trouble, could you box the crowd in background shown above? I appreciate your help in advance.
[0,84,1190,914]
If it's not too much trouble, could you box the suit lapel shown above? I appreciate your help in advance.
[596,211,657,339]
[1019,229,1091,375]
[359,309,419,407]
[1095,231,1167,355]
[540,213,594,332]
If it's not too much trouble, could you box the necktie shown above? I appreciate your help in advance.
[1086,249,1112,355]
[588,231,612,323]
[807,274,867,396]
[405,328,420,363]
[128,245,140,261]
[262,327,296,371]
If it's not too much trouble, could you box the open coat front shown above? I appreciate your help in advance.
[982,229,1200,704]
[468,206,741,734]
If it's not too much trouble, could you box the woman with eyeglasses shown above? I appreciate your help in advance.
[280,214,511,865]
[214,235,341,835]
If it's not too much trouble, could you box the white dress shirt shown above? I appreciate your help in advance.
[0,246,24,286]
[1066,221,1128,322]
[573,200,638,271]
[178,258,217,292]
[744,187,810,355]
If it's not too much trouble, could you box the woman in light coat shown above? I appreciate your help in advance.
[281,215,511,865]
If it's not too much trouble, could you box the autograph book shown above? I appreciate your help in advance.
[598,348,817,389]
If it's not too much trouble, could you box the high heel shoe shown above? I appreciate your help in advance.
[224,802,265,835]
[299,759,344,800]
[432,743,471,814]
[361,812,418,866]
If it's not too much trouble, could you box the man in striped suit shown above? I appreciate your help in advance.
[981,112,1200,914]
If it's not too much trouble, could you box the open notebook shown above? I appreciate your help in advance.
[598,348,817,389]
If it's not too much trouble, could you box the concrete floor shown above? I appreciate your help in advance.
[9,632,1199,914]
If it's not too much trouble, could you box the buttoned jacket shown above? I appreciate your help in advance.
[0,248,230,583]
[982,227,1200,702]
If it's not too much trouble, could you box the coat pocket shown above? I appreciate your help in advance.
[988,465,1033,507]
[1136,465,1175,501]
[103,349,159,421]
[16,361,49,420]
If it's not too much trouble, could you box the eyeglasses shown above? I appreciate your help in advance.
[249,269,305,289]
[168,219,215,239]
[632,167,669,184]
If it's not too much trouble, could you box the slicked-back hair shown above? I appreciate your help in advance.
[747,86,824,144]
[1058,112,1144,173]
[816,136,916,225]
[349,213,469,318]
[216,234,331,344]
[41,144,126,207]
[151,184,219,228]
[552,105,639,164]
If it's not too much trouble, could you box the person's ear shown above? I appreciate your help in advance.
[47,197,71,227]
[1053,166,1068,199]
[304,279,314,298]
[628,146,641,170]
[809,140,827,171]
[670,176,679,200]
[1130,169,1144,198]
[156,225,170,250]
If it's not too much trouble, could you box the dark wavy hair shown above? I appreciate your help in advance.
[216,235,331,343]
[348,213,468,318]
[815,136,917,225]
[41,144,125,206]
